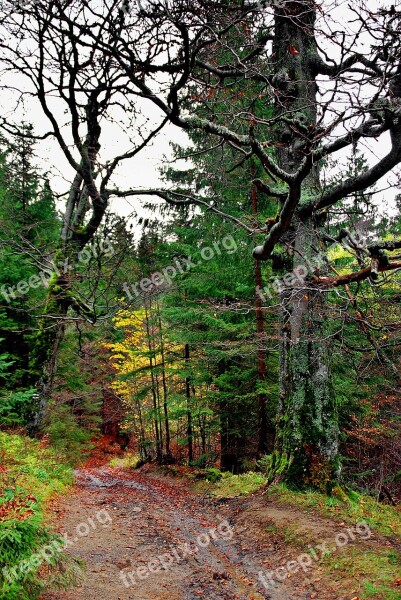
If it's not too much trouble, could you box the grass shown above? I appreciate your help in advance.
[110,451,142,469]
[210,471,268,498]
[264,521,401,599]
[320,545,401,599]
[0,430,78,599]
[206,473,401,597]
[260,483,401,599]
[268,483,401,541]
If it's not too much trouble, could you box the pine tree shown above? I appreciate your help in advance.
[0,134,60,400]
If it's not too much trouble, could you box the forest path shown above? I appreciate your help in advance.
[41,465,358,600]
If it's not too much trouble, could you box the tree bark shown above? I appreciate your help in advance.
[184,343,194,463]
[144,304,163,463]
[269,1,340,489]
[28,311,66,434]
[157,306,171,459]
[251,172,275,456]
[27,189,89,431]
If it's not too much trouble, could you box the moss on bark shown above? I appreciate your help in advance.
[268,2,340,490]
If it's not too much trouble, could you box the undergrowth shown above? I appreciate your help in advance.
[210,471,268,497]
[110,451,142,469]
[269,483,401,541]
[0,430,79,599]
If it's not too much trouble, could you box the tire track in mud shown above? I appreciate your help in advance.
[42,466,308,600]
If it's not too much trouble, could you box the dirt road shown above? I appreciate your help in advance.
[42,466,321,600]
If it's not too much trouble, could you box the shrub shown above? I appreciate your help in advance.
[256,454,273,473]
[0,388,36,427]
[45,404,94,466]
[205,468,223,483]
[0,432,75,598]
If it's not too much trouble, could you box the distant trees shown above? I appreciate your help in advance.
[104,213,262,469]
[0,132,59,396]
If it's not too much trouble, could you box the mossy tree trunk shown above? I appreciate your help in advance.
[28,288,68,434]
[268,1,339,488]
[274,222,339,489]
[28,104,105,432]
[28,235,96,433]
[252,178,275,456]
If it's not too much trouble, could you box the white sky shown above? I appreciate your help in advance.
[2,92,189,224]
[0,0,399,230]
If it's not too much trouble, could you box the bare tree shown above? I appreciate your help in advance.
[0,0,167,430]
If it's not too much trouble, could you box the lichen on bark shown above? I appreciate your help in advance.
[265,1,340,489]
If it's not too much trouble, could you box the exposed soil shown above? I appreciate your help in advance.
[41,465,392,600]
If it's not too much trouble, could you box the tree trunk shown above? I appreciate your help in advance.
[251,172,275,456]
[184,343,194,463]
[144,305,162,463]
[27,275,73,433]
[274,221,339,488]
[157,308,171,459]
[199,414,207,462]
[28,317,65,434]
[28,90,104,433]
[270,1,340,489]
[102,386,123,440]
[135,397,149,461]
[218,357,241,473]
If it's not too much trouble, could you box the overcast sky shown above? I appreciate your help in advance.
[0,0,399,231]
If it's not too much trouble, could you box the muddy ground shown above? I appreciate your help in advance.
[41,465,381,600]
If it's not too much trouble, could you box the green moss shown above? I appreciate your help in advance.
[74,225,87,235]
[110,452,142,469]
[321,546,401,599]
[210,471,267,498]
[29,278,70,378]
[269,483,401,541]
